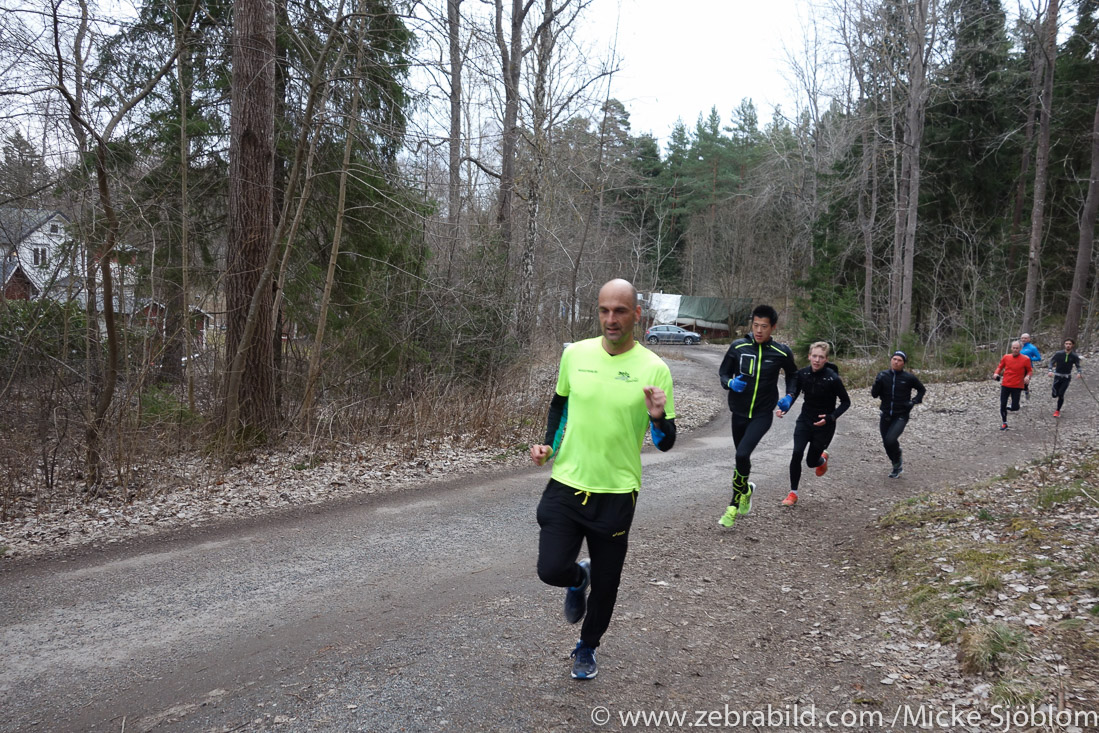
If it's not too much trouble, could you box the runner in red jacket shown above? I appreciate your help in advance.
[993,340,1032,430]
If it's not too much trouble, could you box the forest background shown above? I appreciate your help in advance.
[0,0,1097,510]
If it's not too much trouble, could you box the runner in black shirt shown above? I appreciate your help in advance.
[1048,338,1083,417]
[776,342,850,506]
[870,350,926,478]
[717,305,798,527]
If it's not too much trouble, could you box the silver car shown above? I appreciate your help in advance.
[644,325,700,345]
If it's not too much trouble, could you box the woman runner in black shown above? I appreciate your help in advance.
[776,342,850,506]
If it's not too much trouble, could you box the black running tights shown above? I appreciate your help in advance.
[878,414,908,465]
[730,412,774,493]
[536,479,636,649]
[789,419,835,493]
[1052,376,1070,411]
[999,386,1022,422]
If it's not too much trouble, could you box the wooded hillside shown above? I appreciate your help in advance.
[0,0,1095,499]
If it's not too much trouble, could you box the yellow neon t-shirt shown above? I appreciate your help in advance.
[550,338,676,493]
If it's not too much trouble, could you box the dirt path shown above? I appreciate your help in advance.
[1,346,1093,732]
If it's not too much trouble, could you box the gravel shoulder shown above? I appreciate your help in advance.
[2,345,1098,732]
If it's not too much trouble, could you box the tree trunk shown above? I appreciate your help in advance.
[898,0,931,337]
[161,9,193,388]
[1065,83,1099,340]
[493,0,529,288]
[298,13,366,424]
[1009,45,1043,271]
[223,0,277,442]
[859,113,879,324]
[1021,0,1059,333]
[890,88,907,338]
[446,0,463,284]
[515,0,560,344]
[180,26,195,414]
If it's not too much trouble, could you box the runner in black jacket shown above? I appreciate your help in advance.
[870,350,926,478]
[776,342,850,506]
[1048,338,1083,417]
[716,305,798,527]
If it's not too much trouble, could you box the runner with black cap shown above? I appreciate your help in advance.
[870,350,926,478]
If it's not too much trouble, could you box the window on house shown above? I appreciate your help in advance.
[50,223,59,234]
[33,248,48,266]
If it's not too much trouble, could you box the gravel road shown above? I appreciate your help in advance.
[1,345,1093,732]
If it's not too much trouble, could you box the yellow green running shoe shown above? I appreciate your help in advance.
[717,505,738,527]
[737,481,755,515]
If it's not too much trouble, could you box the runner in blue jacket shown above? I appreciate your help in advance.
[1020,334,1042,400]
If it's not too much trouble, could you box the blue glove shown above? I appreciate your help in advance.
[777,394,793,412]
[728,375,747,393]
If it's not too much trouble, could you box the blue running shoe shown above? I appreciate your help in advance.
[563,559,590,624]
[570,641,598,679]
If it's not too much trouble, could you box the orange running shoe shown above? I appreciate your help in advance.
[815,450,829,477]
[1053,410,1061,418]
[781,491,798,506]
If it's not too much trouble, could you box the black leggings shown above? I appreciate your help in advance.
[536,479,636,649]
[878,414,909,465]
[1000,386,1022,422]
[730,412,774,491]
[789,419,835,492]
[1052,375,1071,410]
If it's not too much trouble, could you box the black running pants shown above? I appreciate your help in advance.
[1052,375,1071,410]
[536,478,636,649]
[878,414,908,465]
[730,411,774,486]
[999,386,1022,422]
[789,419,835,493]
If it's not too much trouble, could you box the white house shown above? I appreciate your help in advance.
[0,207,82,301]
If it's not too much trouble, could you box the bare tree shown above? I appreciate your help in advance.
[835,0,884,324]
[1021,0,1058,333]
[1009,26,1044,270]
[491,0,533,284]
[447,0,464,283]
[47,0,195,487]
[894,0,935,337]
[1065,81,1099,340]
[298,10,368,424]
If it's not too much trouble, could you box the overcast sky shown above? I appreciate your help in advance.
[581,0,809,145]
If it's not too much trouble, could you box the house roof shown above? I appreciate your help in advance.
[2,259,19,285]
[0,207,66,250]
[2,260,37,293]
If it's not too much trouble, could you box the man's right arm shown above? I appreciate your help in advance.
[718,347,737,389]
[531,393,567,466]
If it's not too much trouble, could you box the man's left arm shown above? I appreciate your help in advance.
[912,375,927,405]
[781,348,799,398]
[644,385,676,452]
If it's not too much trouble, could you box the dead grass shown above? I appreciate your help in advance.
[876,438,1099,708]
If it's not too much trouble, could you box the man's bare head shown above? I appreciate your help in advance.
[597,279,640,354]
